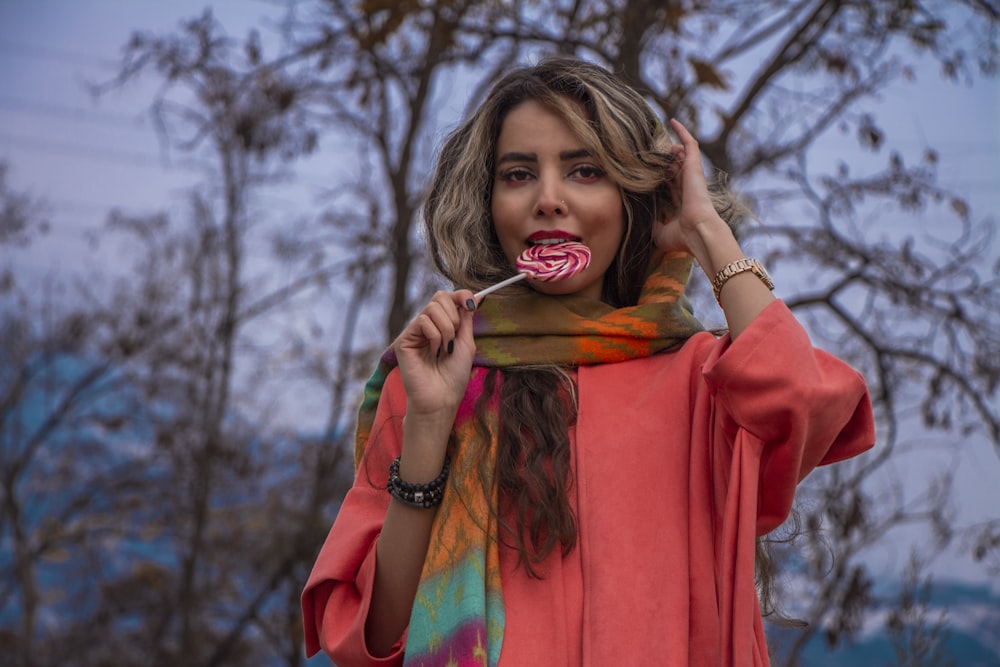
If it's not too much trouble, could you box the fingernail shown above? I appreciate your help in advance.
[466,298,476,311]
[436,345,442,359]
[447,340,454,355]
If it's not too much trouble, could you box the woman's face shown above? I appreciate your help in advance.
[491,99,624,301]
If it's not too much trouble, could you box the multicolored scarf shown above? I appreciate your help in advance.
[353,252,703,666]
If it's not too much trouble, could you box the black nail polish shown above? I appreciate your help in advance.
[436,345,441,359]
[466,298,476,311]
[447,340,454,355]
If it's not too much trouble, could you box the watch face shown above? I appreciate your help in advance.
[752,260,774,289]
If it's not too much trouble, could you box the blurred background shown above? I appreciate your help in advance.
[1,1,998,665]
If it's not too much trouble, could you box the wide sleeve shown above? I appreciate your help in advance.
[701,299,875,534]
[300,369,408,665]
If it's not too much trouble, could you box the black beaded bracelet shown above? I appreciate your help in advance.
[387,455,451,508]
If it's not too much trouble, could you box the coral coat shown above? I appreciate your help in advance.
[302,301,875,666]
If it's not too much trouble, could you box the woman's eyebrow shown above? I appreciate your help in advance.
[496,151,537,165]
[560,149,592,161]
[496,148,593,165]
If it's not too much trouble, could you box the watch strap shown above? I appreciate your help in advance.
[711,258,774,304]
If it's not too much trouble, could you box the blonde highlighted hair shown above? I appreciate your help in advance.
[423,56,744,307]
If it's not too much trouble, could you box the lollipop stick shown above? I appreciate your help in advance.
[473,272,528,299]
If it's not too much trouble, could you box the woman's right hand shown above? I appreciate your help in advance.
[392,290,478,424]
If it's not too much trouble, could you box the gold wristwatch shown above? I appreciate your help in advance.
[711,258,774,304]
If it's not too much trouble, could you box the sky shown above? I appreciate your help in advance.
[1,1,999,588]
[0,1,298,266]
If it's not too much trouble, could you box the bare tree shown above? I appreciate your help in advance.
[0,172,179,666]
[885,553,956,667]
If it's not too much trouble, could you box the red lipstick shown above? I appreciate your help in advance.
[526,230,580,245]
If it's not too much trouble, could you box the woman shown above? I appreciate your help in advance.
[302,57,875,666]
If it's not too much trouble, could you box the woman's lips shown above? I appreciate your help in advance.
[526,230,581,245]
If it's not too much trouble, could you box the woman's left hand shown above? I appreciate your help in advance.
[653,119,774,337]
[652,118,730,256]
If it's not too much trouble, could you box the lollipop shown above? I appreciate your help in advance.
[473,241,592,299]
[516,241,592,282]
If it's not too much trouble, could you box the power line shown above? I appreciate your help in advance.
[0,40,112,67]
[0,95,147,129]
[48,197,180,218]
[0,133,206,171]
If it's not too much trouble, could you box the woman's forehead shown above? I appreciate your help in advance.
[496,95,595,148]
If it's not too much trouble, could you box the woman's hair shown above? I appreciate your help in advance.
[423,56,744,307]
[423,57,752,579]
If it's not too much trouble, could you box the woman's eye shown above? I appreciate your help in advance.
[572,165,605,180]
[501,168,533,182]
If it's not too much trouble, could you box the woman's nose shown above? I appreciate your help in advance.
[535,182,568,217]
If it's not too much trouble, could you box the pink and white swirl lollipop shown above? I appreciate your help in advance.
[516,241,592,281]
[474,241,592,299]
